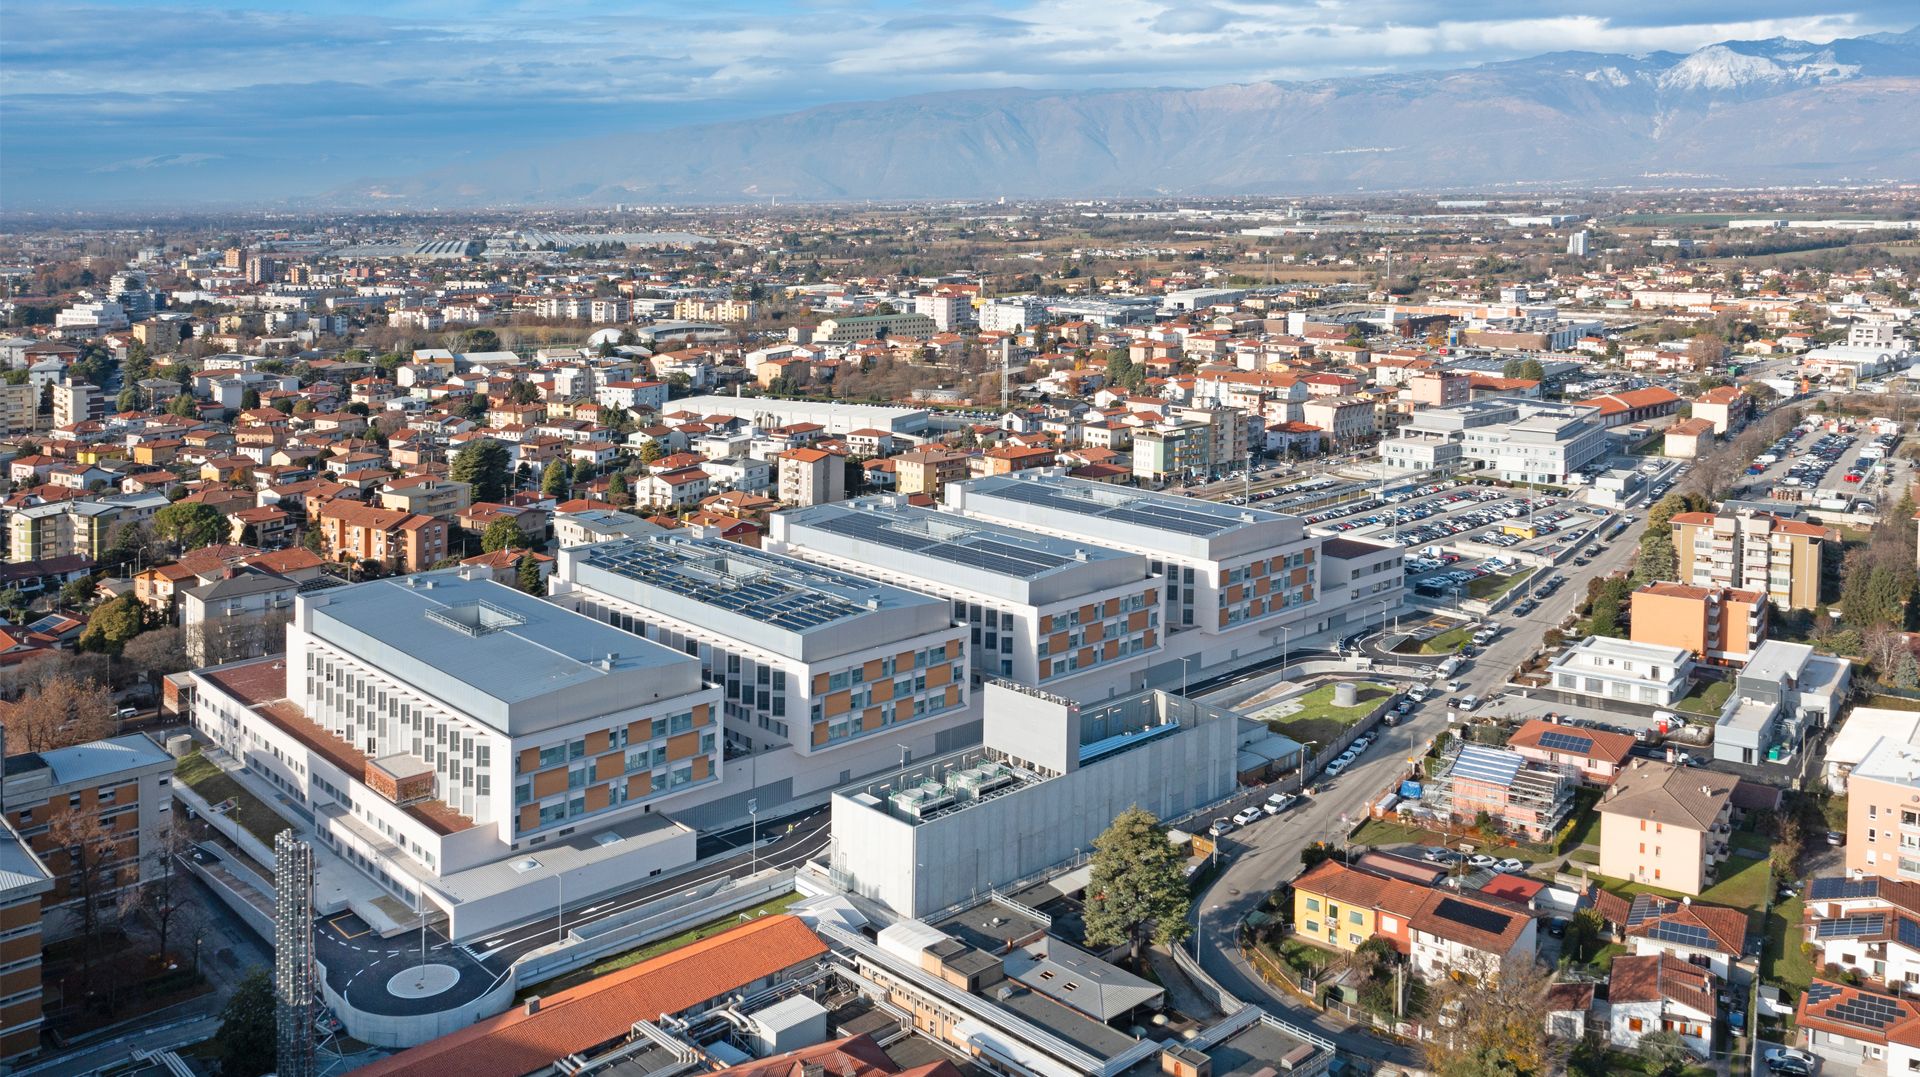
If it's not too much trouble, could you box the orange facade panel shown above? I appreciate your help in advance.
[594,752,624,783]
[532,767,567,799]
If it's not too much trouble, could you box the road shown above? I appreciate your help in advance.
[1187,484,1644,1070]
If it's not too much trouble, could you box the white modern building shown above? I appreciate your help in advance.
[1713,640,1852,766]
[1379,397,1610,483]
[828,682,1239,917]
[187,568,723,939]
[1547,637,1695,707]
[769,496,1162,696]
[945,471,1328,636]
[550,533,973,787]
[669,394,930,437]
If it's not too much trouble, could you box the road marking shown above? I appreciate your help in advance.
[328,915,369,940]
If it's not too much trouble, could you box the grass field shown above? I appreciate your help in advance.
[1266,682,1392,747]
[175,750,289,847]
[1762,894,1814,997]
[1677,679,1734,716]
[1469,568,1535,602]
[1860,694,1920,712]
[1594,854,1773,930]
[520,891,801,997]
[1419,626,1476,654]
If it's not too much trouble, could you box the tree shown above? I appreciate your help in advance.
[541,459,570,497]
[60,573,100,609]
[1688,333,1727,370]
[455,327,500,352]
[1082,806,1191,969]
[116,385,142,413]
[167,392,196,417]
[1635,1030,1690,1077]
[48,812,122,975]
[1423,959,1556,1077]
[215,969,278,1077]
[132,827,195,961]
[505,379,540,405]
[572,458,595,486]
[240,388,260,409]
[450,438,511,503]
[638,441,663,467]
[481,517,525,553]
[153,502,227,552]
[121,625,190,683]
[1518,358,1545,382]
[103,522,156,573]
[5,672,115,753]
[1562,908,1605,964]
[79,593,145,655]
[517,553,544,595]
[607,472,630,507]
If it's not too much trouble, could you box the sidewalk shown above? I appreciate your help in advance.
[1148,946,1224,1022]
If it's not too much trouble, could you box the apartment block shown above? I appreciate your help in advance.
[1546,637,1695,708]
[1670,510,1832,610]
[186,570,723,939]
[1629,582,1770,664]
[770,496,1160,691]
[775,447,846,507]
[551,534,969,760]
[0,823,53,1068]
[893,448,972,500]
[1714,640,1851,767]
[379,474,473,521]
[1842,739,1920,884]
[1,735,175,939]
[49,382,101,428]
[314,500,448,574]
[1598,759,1737,896]
[0,381,37,436]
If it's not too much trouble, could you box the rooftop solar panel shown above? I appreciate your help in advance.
[1647,921,1718,949]
[1536,730,1595,754]
[1810,877,1883,901]
[806,506,1093,579]
[977,474,1260,536]
[1806,982,1843,1005]
[1813,915,1886,940]
[1831,993,1908,1029]
[1899,918,1920,951]
[1432,897,1515,936]
[1451,746,1523,788]
[581,538,875,632]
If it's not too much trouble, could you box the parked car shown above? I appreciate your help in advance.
[1494,858,1526,874]
[1209,818,1235,838]
[1324,758,1348,777]
[1263,792,1298,815]
[1764,1048,1816,1075]
[1827,831,1846,847]
[1467,854,1497,869]
[1233,806,1264,826]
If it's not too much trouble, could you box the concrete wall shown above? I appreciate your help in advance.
[830,713,1238,916]
[319,955,515,1049]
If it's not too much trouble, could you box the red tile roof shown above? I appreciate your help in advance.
[356,915,829,1077]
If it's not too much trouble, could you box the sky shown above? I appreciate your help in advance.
[2,0,1915,210]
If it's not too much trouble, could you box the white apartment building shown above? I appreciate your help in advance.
[54,301,130,333]
[770,496,1161,696]
[551,535,970,762]
[1379,396,1610,482]
[912,293,972,332]
[1547,637,1696,707]
[187,569,723,938]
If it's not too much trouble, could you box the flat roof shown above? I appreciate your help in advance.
[562,534,955,663]
[16,733,172,787]
[778,497,1146,607]
[0,823,53,896]
[949,471,1304,561]
[300,570,703,737]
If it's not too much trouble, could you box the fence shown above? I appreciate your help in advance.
[1241,935,1431,1045]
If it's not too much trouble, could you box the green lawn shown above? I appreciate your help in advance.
[1594,854,1773,930]
[1277,938,1336,974]
[1677,679,1734,716]
[1349,817,1434,849]
[175,749,289,847]
[1559,788,1605,852]
[520,891,800,997]
[1565,847,1600,866]
[1762,895,1814,996]
[1589,942,1627,975]
[1468,568,1535,601]
[1860,694,1920,712]
[1419,626,1476,654]
[1267,682,1392,747]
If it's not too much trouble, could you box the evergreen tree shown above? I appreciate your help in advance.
[450,438,511,503]
[607,472,630,507]
[481,517,524,553]
[1082,806,1191,968]
[541,459,570,497]
[78,594,144,655]
[152,502,227,552]
[215,969,277,1077]
[517,553,544,595]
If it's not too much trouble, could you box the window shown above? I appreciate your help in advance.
[1305,898,1321,912]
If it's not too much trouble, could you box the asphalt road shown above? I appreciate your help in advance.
[1188,492,1643,1070]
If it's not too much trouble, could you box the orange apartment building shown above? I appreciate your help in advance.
[1670,510,1832,611]
[1630,582,1770,665]
[0,821,54,1067]
[314,500,448,573]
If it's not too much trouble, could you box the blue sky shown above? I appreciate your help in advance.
[2,0,1914,209]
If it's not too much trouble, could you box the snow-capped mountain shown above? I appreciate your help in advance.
[361,26,1920,204]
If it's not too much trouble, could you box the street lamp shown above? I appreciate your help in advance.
[747,798,760,876]
[556,870,565,944]
[1179,656,1194,696]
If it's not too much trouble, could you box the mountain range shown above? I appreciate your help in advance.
[356,26,1920,207]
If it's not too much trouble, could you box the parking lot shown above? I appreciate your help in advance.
[1733,420,1905,511]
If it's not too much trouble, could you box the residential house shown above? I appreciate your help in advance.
[1505,719,1636,786]
[1608,954,1718,1059]
[314,500,448,574]
[1597,759,1737,896]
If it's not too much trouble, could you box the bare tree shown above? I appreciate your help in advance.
[1423,958,1558,1077]
[48,811,125,981]
[4,672,115,754]
[128,826,194,960]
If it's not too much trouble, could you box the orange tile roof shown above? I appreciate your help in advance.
[1507,718,1635,766]
[356,915,828,1077]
